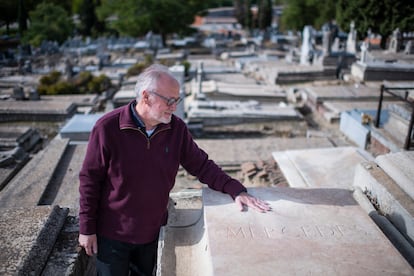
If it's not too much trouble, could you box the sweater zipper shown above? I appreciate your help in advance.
[121,126,170,150]
[147,128,170,149]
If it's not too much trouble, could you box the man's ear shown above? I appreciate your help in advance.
[142,90,151,104]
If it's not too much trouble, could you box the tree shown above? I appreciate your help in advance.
[18,0,28,36]
[6,0,44,37]
[0,0,18,35]
[23,2,74,46]
[77,0,96,36]
[96,0,208,44]
[234,0,253,30]
[210,0,234,7]
[73,0,105,37]
[257,0,272,30]
[336,0,414,49]
[280,0,336,31]
[41,0,73,14]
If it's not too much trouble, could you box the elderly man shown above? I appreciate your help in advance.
[78,64,270,276]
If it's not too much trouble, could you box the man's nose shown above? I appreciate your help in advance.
[169,102,178,110]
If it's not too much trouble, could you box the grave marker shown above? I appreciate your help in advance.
[203,187,413,275]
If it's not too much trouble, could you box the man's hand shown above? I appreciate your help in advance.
[235,192,271,212]
[79,233,98,256]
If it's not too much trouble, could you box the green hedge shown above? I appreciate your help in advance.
[38,71,111,95]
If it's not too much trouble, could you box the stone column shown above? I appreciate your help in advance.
[360,41,369,63]
[300,26,314,65]
[346,21,358,54]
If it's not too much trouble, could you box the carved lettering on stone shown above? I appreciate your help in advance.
[223,224,370,240]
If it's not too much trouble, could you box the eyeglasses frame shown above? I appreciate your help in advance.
[148,90,182,106]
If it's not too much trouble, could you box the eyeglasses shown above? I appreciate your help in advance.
[149,90,182,106]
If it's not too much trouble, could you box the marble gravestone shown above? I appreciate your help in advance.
[202,187,413,275]
[300,26,314,65]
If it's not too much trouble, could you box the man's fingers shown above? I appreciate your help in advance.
[83,245,97,256]
[78,234,98,256]
[250,201,268,212]
[255,200,271,211]
[236,193,271,212]
[235,196,245,211]
[85,247,92,256]
[92,242,98,255]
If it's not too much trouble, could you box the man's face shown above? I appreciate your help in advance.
[147,77,180,125]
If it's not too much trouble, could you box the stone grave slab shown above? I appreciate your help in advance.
[322,101,385,115]
[383,112,411,145]
[60,114,103,141]
[0,137,69,208]
[0,205,69,276]
[351,62,414,81]
[112,89,135,108]
[52,144,87,213]
[272,147,372,189]
[370,127,405,154]
[195,137,336,165]
[339,109,371,148]
[305,85,393,105]
[375,151,414,200]
[353,161,414,246]
[0,98,77,122]
[0,75,40,86]
[202,187,413,275]
[322,101,385,123]
[42,94,99,107]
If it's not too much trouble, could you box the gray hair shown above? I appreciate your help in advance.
[134,64,175,100]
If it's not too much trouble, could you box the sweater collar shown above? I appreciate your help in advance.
[130,101,146,129]
[119,100,172,132]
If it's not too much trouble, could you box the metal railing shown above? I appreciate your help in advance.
[375,84,414,150]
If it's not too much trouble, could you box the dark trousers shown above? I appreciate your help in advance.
[96,236,158,276]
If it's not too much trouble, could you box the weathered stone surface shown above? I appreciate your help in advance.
[0,126,42,151]
[157,196,206,276]
[272,147,372,189]
[370,127,404,154]
[274,66,337,85]
[60,114,103,142]
[0,94,98,122]
[353,161,414,246]
[195,137,344,166]
[203,187,413,275]
[42,215,96,276]
[305,85,394,105]
[0,205,68,276]
[322,100,387,123]
[0,126,42,191]
[383,112,411,145]
[375,151,414,200]
[0,137,69,208]
[351,62,414,81]
[339,109,370,148]
[0,100,76,122]
[51,144,87,214]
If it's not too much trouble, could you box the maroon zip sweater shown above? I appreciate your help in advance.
[79,100,247,244]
